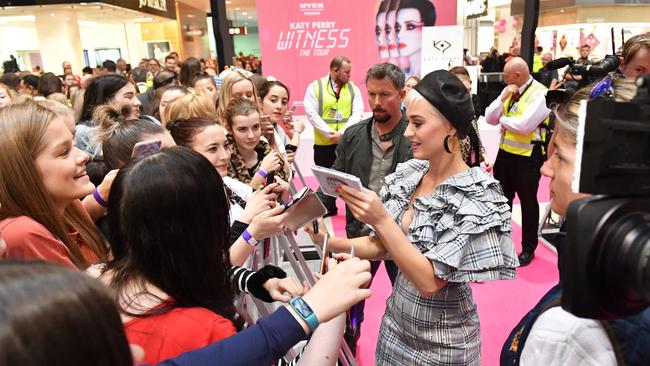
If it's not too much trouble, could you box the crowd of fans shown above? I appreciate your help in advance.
[1,31,649,365]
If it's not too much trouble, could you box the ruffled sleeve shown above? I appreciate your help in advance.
[410,167,518,282]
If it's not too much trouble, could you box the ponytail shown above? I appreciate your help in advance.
[92,103,131,146]
[91,103,166,169]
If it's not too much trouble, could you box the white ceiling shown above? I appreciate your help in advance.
[0,0,259,26]
[179,0,258,26]
[0,3,172,25]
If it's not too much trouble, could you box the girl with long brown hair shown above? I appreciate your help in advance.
[0,100,108,269]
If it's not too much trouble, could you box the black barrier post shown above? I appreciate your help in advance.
[520,0,540,72]
[209,0,234,71]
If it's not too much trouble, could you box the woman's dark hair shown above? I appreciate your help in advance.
[169,117,218,147]
[105,147,241,329]
[397,0,437,26]
[80,75,129,121]
[376,0,389,16]
[0,261,132,366]
[92,103,166,169]
[179,57,203,88]
[192,74,217,88]
[259,80,291,101]
[37,72,63,98]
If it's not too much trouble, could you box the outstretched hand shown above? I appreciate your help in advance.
[302,257,372,324]
[304,218,328,247]
[263,277,308,303]
[337,185,389,227]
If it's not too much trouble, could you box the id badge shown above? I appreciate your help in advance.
[328,107,338,119]
[511,103,520,114]
[335,112,343,121]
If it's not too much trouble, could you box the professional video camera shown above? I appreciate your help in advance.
[545,29,624,106]
[546,54,620,81]
[560,74,650,320]
[544,55,621,106]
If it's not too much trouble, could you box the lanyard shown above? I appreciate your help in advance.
[327,76,342,101]
[507,81,532,114]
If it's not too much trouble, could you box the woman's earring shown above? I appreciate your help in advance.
[443,135,453,154]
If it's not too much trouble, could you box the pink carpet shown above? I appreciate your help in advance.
[295,172,558,365]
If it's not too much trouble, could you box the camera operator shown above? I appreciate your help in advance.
[620,33,650,79]
[564,45,593,89]
[500,79,650,366]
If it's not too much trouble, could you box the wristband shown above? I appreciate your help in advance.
[289,296,319,332]
[92,189,108,207]
[242,229,260,246]
[256,168,268,178]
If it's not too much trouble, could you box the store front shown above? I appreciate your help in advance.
[473,0,650,59]
[0,0,210,74]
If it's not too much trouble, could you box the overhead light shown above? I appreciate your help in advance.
[187,14,195,18]
[242,11,247,15]
[134,17,154,22]
[80,2,87,5]
[78,20,101,27]
[0,15,35,22]
[50,13,55,17]
[65,17,70,21]
[248,16,252,19]
[235,7,240,10]
[225,0,231,4]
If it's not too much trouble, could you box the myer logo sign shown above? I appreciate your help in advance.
[299,2,325,16]
[140,0,167,12]
[465,0,487,19]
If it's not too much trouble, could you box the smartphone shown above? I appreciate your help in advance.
[131,139,162,158]
[285,144,298,153]
[260,114,274,138]
[319,233,330,275]
[266,170,275,186]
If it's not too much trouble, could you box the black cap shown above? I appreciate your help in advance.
[413,70,474,138]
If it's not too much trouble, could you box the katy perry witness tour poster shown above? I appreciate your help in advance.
[257,0,457,109]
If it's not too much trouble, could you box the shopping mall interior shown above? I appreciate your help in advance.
[1,0,649,365]
[2,0,650,72]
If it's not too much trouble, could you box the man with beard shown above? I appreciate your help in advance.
[318,62,411,354]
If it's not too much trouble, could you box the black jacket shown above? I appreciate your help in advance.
[318,115,412,238]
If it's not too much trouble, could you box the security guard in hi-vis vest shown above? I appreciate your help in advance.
[485,57,551,267]
[303,55,363,216]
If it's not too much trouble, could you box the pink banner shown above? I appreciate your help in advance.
[257,0,457,111]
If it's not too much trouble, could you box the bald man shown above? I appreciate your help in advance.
[485,57,551,266]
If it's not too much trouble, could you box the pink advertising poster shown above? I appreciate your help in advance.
[257,0,457,110]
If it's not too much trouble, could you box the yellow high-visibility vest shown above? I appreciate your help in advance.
[312,76,355,146]
[500,80,550,157]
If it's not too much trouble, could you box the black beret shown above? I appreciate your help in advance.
[413,70,474,138]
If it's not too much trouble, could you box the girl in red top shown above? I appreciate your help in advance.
[0,100,108,269]
[100,147,307,364]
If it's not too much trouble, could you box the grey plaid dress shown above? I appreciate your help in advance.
[374,160,518,365]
